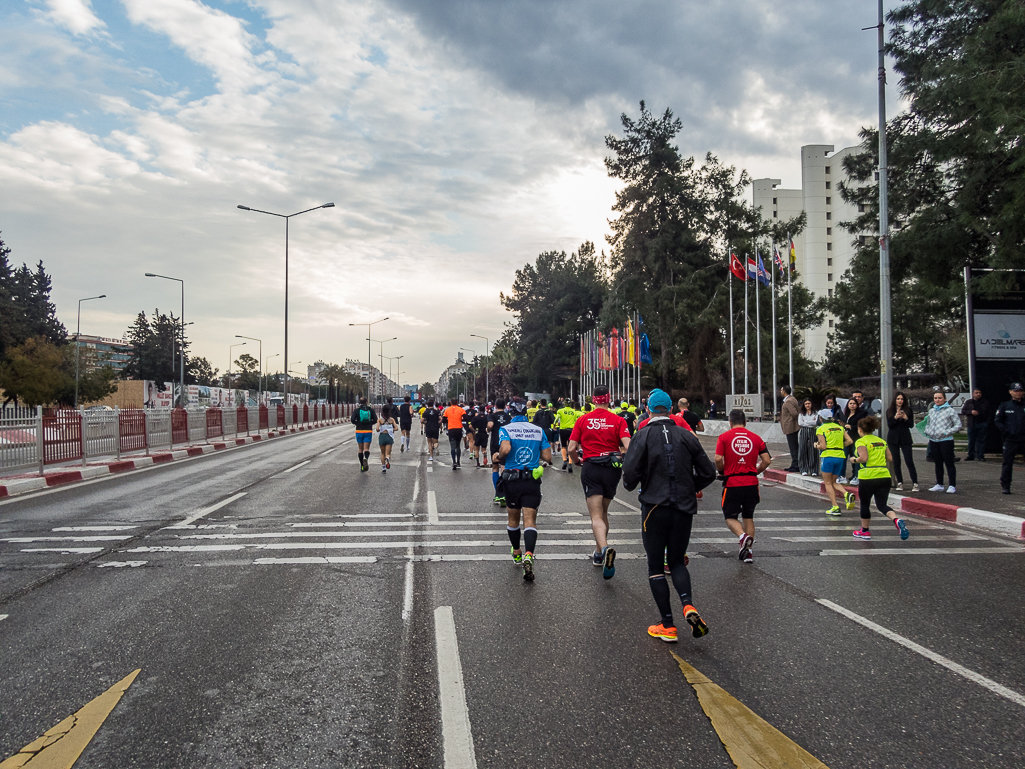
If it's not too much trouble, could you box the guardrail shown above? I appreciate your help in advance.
[0,403,354,475]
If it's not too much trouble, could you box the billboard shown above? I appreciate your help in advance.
[975,313,1025,360]
[726,394,764,418]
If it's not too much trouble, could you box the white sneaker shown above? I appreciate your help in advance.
[912,483,920,492]
[895,482,903,491]
[837,477,848,484]
[946,486,956,494]
[850,478,860,487]
[928,484,945,492]
[802,471,809,476]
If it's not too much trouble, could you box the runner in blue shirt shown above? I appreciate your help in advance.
[498,397,552,581]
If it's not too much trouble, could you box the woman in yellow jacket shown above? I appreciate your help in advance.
[852,416,910,541]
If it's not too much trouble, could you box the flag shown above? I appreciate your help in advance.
[747,256,758,281]
[610,327,621,369]
[639,333,652,365]
[626,320,636,365]
[756,254,771,286]
[773,245,786,275]
[789,238,796,270]
[729,251,746,281]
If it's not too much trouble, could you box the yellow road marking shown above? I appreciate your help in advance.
[1,669,141,769]
[672,653,829,769]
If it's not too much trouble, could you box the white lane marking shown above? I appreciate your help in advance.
[615,499,640,512]
[284,460,312,473]
[320,448,337,455]
[96,560,147,568]
[817,599,1025,708]
[253,556,377,564]
[52,526,138,532]
[402,555,414,623]
[442,512,583,518]
[175,492,247,528]
[125,545,246,553]
[819,547,1024,556]
[410,552,649,562]
[21,547,105,554]
[5,536,131,543]
[0,614,7,621]
[434,606,478,769]
[428,491,439,525]
[777,534,986,543]
[413,476,420,508]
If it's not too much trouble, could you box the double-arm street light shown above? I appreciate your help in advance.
[74,294,106,408]
[461,347,478,401]
[368,338,396,401]
[145,273,185,406]
[383,354,404,398]
[349,318,389,401]
[266,353,280,397]
[470,334,490,403]
[235,335,262,397]
[228,342,246,388]
[237,202,335,398]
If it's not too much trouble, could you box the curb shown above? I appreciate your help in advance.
[0,420,349,501]
[764,468,1025,539]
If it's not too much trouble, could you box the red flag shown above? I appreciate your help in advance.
[729,251,746,281]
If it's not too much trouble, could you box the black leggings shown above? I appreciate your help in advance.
[641,504,694,616]
[931,440,956,486]
[858,477,893,519]
[890,443,917,484]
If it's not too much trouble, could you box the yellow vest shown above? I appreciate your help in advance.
[558,407,579,429]
[816,423,846,459]
[855,435,890,480]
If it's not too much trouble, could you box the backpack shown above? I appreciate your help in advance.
[359,407,372,423]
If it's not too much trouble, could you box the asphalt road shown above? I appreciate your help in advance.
[1,425,1023,768]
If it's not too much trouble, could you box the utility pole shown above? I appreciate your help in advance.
[876,0,893,435]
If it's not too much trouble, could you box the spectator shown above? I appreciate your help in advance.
[708,399,718,419]
[843,393,869,485]
[780,385,800,472]
[961,388,990,461]
[677,398,703,432]
[924,389,960,494]
[994,382,1025,495]
[817,394,842,423]
[886,391,919,492]
[797,398,819,476]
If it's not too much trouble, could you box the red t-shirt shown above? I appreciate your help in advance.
[637,413,692,432]
[715,427,768,487]
[569,409,630,459]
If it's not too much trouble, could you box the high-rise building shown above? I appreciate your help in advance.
[74,335,133,373]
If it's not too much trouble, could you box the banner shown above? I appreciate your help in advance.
[640,333,652,365]
[975,313,1025,359]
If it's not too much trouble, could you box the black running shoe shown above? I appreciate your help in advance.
[522,553,535,581]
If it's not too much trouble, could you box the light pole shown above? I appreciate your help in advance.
[74,294,106,408]
[145,273,185,406]
[367,336,396,402]
[393,355,404,398]
[228,342,246,388]
[289,362,301,402]
[349,317,389,400]
[470,334,490,403]
[460,347,478,401]
[875,0,893,438]
[235,335,262,397]
[266,353,280,399]
[237,202,334,399]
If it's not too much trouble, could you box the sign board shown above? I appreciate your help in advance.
[726,394,763,418]
[975,312,1025,360]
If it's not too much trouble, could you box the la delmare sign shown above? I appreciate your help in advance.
[975,313,1025,360]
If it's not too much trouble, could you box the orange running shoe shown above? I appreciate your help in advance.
[683,605,709,638]
[647,623,678,643]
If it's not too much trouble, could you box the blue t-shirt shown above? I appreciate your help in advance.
[498,416,550,470]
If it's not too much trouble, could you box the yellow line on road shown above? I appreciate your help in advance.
[671,653,829,769]
[1,669,140,769]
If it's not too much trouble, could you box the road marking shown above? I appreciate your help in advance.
[321,448,337,455]
[283,460,311,473]
[413,476,420,507]
[0,668,140,769]
[21,548,105,555]
[434,606,478,769]
[428,491,439,525]
[96,561,147,568]
[615,499,640,512]
[0,614,7,622]
[777,534,985,543]
[52,526,138,532]
[818,547,1023,556]
[253,556,377,564]
[672,653,829,768]
[174,492,247,528]
[402,555,414,623]
[816,599,1025,708]
[6,537,130,543]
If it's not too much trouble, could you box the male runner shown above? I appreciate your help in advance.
[714,409,772,563]
[422,400,441,462]
[623,388,717,642]
[617,401,637,436]
[350,397,377,472]
[557,399,581,473]
[488,399,511,504]
[526,399,539,422]
[498,397,552,581]
[418,403,427,435]
[442,398,466,469]
[398,395,414,452]
[567,385,631,578]
[471,406,490,467]
[532,398,556,452]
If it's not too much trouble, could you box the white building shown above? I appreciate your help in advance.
[752,143,872,363]
[436,352,470,401]
[344,359,399,399]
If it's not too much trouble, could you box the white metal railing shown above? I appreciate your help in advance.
[0,406,42,472]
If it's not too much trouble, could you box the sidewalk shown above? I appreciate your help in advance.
[0,419,350,500]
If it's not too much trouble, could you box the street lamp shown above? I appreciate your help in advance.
[237,202,335,398]
[383,354,404,398]
[145,273,185,406]
[349,317,388,400]
[470,334,490,403]
[266,353,280,399]
[366,336,396,402]
[228,342,246,388]
[460,347,477,401]
[74,294,106,408]
[235,335,262,397]
[289,362,301,402]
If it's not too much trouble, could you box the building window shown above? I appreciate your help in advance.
[875,172,879,180]
[826,227,832,235]
[828,273,833,281]
[828,319,834,327]
[772,197,777,204]
[826,197,831,205]
[825,166,831,174]
[859,235,867,246]
[828,289,833,298]
[858,203,866,213]
[827,242,832,251]
[825,181,831,190]
[826,212,832,220]
[827,258,833,266]
[773,211,777,218]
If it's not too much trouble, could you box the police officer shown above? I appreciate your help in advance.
[995,382,1025,494]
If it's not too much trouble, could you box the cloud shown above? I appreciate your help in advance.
[41,0,106,36]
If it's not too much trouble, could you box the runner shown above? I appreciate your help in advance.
[617,401,637,436]
[623,388,717,641]
[557,399,581,473]
[377,405,397,473]
[532,398,556,454]
[852,416,911,540]
[714,409,772,563]
[488,399,512,504]
[418,403,427,435]
[567,385,631,578]
[498,396,552,581]
[816,413,855,515]
[350,397,377,472]
[398,395,414,453]
[526,399,539,422]
[471,406,490,467]
[422,400,441,462]
[442,398,466,469]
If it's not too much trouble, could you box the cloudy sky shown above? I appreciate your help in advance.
[0,0,898,387]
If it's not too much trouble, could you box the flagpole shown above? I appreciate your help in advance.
[744,254,749,395]
[771,243,778,421]
[729,250,735,395]
[787,234,794,390]
[756,249,762,412]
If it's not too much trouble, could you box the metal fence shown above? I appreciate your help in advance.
[0,403,353,475]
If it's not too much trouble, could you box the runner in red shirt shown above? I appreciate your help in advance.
[638,412,692,432]
[714,409,771,563]
[567,385,631,579]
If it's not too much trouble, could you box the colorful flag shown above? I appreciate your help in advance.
[640,333,652,365]
[756,254,771,286]
[729,251,746,281]
[626,320,636,365]
[773,245,785,275]
[789,238,797,270]
[747,256,758,281]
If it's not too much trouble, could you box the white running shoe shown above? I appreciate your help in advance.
[912,483,920,492]
[837,477,848,484]
[946,486,956,494]
[928,484,945,492]
[895,482,903,491]
[850,478,860,487]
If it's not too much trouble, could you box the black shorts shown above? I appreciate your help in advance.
[503,477,542,510]
[475,432,489,449]
[722,485,760,520]
[400,420,412,431]
[448,428,463,443]
[545,429,557,445]
[581,461,622,499]
[559,429,573,446]
[425,426,439,440]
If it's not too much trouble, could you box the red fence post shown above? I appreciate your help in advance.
[119,409,147,454]
[172,408,188,445]
[259,405,269,431]
[238,406,248,436]
[302,404,309,425]
[277,405,285,428]
[42,409,84,466]
[206,408,223,440]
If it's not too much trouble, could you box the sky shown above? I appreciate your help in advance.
[0,0,899,388]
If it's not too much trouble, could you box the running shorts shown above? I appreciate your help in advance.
[355,430,373,444]
[448,428,463,443]
[503,477,542,510]
[475,431,489,450]
[400,419,413,431]
[820,456,844,476]
[559,429,573,446]
[379,433,394,446]
[722,485,759,520]
[580,461,622,500]
[545,428,557,445]
[425,427,439,440]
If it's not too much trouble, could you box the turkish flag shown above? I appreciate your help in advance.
[729,251,746,281]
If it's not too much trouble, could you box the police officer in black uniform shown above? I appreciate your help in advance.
[995,382,1025,494]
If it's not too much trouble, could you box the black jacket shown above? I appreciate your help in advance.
[886,406,915,447]
[351,405,377,431]
[622,416,716,512]
[995,399,1025,442]
[960,398,990,429]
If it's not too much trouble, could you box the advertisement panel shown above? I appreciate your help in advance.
[726,394,764,419]
[975,312,1025,360]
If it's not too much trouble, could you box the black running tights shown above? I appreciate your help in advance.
[858,477,893,520]
[641,503,694,624]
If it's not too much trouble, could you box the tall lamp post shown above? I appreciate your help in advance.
[393,355,404,398]
[145,273,185,406]
[460,347,478,402]
[265,353,280,397]
[235,335,262,398]
[349,317,389,400]
[237,202,334,399]
[227,342,246,388]
[470,334,490,403]
[289,361,301,402]
[367,336,396,402]
[74,294,106,408]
